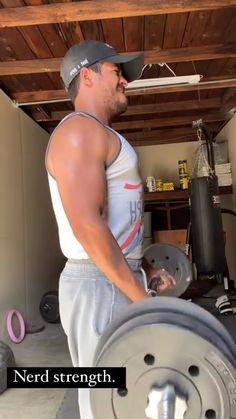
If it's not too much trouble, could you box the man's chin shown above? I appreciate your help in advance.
[119,101,128,114]
[117,96,128,115]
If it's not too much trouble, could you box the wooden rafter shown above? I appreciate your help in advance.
[124,124,221,145]
[126,127,201,146]
[127,117,225,144]
[36,113,225,131]
[125,97,233,115]
[13,77,236,104]
[130,135,197,146]
[1,1,236,28]
[125,125,217,140]
[112,112,225,130]
[32,97,225,122]
[1,44,236,76]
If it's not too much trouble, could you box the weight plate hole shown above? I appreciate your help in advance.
[165,256,169,260]
[188,365,199,377]
[151,259,155,264]
[205,410,216,419]
[117,388,128,397]
[144,354,155,365]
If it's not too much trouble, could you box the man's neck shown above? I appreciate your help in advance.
[72,110,107,127]
[74,97,111,125]
[75,107,110,126]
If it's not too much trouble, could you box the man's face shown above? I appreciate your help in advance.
[94,62,129,117]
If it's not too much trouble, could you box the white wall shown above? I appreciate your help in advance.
[216,114,236,281]
[0,90,65,343]
[216,114,236,198]
[135,141,199,186]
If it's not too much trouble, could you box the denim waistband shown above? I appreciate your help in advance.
[66,258,142,272]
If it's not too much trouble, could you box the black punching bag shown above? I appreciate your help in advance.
[189,175,226,274]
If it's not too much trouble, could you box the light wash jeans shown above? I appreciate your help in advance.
[59,258,147,419]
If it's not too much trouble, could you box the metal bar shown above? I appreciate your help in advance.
[157,385,176,419]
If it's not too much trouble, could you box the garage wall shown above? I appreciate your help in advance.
[216,113,236,281]
[0,90,65,342]
[216,113,236,195]
[135,141,199,185]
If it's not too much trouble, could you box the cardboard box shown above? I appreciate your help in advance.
[153,229,187,249]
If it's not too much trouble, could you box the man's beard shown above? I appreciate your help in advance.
[110,96,128,117]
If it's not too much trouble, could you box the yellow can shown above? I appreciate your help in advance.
[156,178,163,191]
[179,176,189,190]
[178,159,189,190]
[163,182,174,191]
[178,159,188,176]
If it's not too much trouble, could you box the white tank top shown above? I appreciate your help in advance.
[46,112,144,260]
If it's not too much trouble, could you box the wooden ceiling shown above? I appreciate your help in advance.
[1,0,236,146]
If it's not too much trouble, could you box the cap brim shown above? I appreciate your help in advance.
[105,53,144,82]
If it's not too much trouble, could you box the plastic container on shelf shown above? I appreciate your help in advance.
[146,176,156,192]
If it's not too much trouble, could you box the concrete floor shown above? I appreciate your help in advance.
[0,323,72,419]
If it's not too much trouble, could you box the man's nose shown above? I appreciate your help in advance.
[119,75,128,86]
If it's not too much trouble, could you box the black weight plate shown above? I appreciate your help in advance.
[94,297,236,365]
[41,290,58,298]
[25,324,45,334]
[39,291,60,324]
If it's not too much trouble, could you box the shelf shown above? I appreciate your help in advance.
[144,185,233,203]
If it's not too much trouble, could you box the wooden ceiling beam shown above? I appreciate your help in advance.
[124,127,194,140]
[1,1,236,28]
[32,111,227,131]
[124,125,219,140]
[1,44,236,76]
[32,98,225,122]
[123,123,221,145]
[126,97,228,115]
[112,112,224,130]
[144,43,236,64]
[35,106,51,120]
[0,58,63,76]
[12,78,236,104]
[13,89,67,104]
[130,135,198,146]
[130,128,221,145]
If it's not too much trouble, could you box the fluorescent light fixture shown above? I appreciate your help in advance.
[127,74,202,89]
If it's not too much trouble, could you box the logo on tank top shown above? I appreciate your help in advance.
[120,182,143,255]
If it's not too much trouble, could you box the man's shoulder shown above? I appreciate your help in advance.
[56,113,106,135]
[49,113,112,163]
[51,113,112,148]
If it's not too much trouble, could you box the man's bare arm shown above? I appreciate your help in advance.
[49,118,147,302]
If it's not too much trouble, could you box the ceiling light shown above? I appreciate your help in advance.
[127,74,202,89]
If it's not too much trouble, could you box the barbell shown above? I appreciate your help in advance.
[91,296,236,419]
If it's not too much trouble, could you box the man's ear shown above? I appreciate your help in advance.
[80,67,93,87]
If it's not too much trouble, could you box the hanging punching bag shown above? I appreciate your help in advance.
[189,175,226,275]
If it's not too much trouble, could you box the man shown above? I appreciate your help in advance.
[46,40,175,418]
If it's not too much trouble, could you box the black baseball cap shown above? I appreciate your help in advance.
[60,40,144,88]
